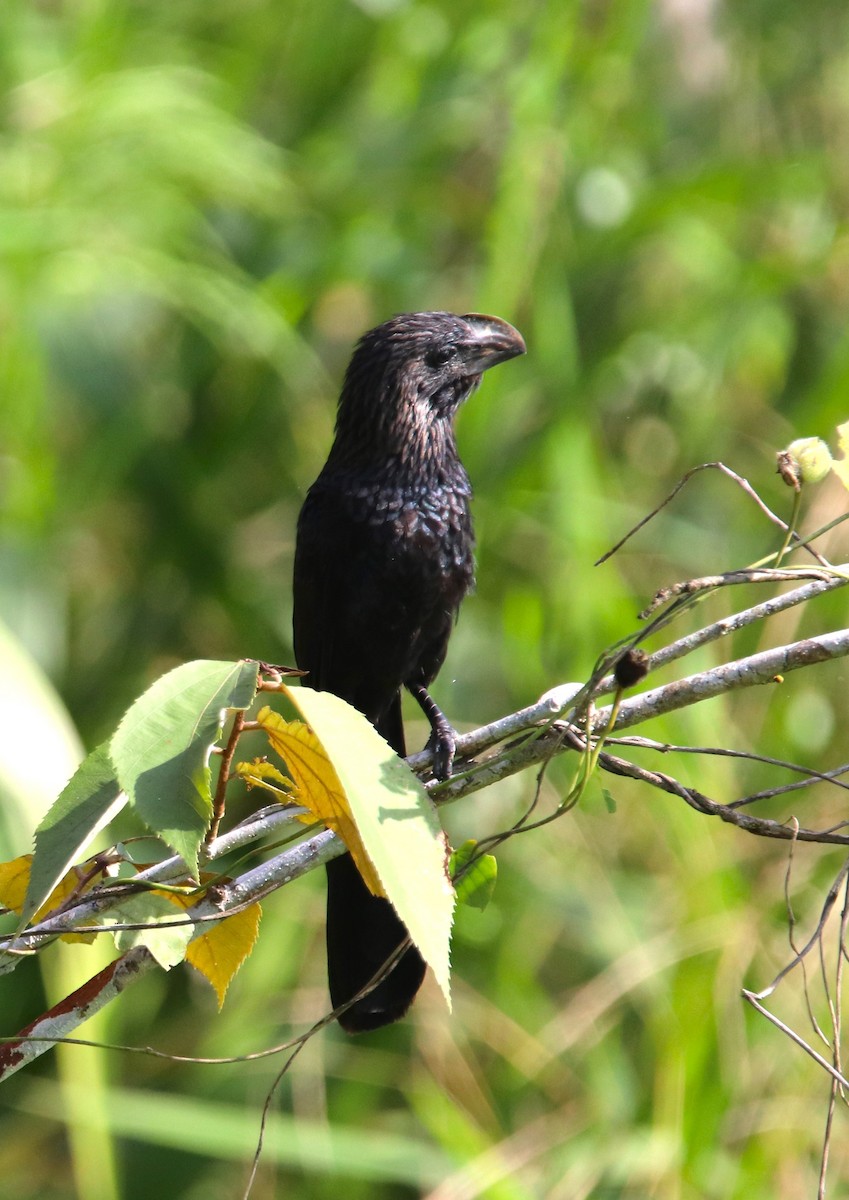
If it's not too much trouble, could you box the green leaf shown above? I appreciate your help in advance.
[109,659,258,878]
[283,684,455,1010]
[449,841,498,911]
[102,894,194,969]
[21,743,126,929]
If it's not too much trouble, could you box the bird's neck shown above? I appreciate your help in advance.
[327,412,463,490]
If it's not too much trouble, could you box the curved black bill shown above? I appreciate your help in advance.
[459,313,527,372]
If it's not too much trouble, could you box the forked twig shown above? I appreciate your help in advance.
[596,461,830,567]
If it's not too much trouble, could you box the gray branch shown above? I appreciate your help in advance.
[6,620,847,964]
[2,563,848,1074]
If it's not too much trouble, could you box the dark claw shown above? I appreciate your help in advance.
[408,681,457,780]
[428,725,457,781]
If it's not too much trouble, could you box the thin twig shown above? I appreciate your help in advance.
[783,823,831,1045]
[593,750,849,846]
[749,861,849,999]
[596,462,829,567]
[593,571,849,697]
[208,710,245,843]
[639,567,837,619]
[742,991,849,1091]
[607,736,849,802]
[819,873,849,1196]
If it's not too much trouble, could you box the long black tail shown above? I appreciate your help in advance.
[325,693,426,1032]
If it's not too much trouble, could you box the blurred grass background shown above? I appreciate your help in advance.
[2,0,849,1196]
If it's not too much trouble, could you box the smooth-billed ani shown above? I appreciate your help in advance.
[293,311,526,1032]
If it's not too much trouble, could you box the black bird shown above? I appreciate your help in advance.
[293,311,526,1032]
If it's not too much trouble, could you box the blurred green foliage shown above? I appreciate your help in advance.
[2,0,849,1196]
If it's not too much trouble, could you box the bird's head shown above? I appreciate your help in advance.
[332,311,526,464]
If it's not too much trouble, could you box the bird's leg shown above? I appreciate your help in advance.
[407,683,457,780]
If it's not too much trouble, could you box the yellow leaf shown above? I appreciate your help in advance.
[832,421,849,492]
[235,758,300,800]
[255,705,385,896]
[163,886,262,1008]
[0,854,97,943]
[0,856,34,912]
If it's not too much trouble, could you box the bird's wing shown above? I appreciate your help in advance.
[293,483,410,750]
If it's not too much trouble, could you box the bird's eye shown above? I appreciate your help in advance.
[425,346,454,368]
